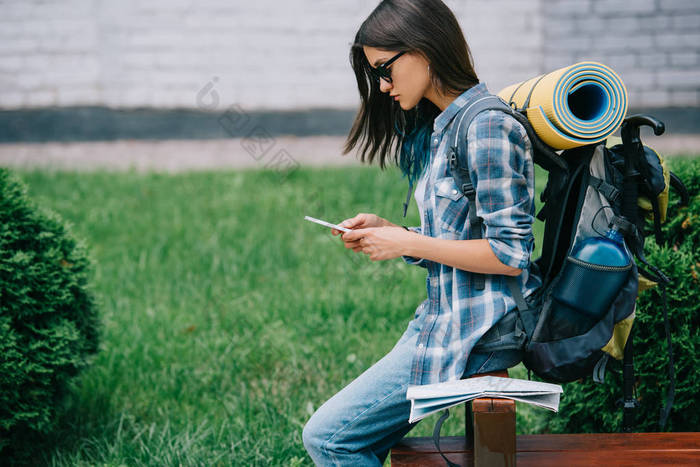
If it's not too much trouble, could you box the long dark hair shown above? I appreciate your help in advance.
[343,0,479,184]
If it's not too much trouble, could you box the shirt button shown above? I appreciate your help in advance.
[452,189,458,195]
[418,343,424,349]
[433,138,438,144]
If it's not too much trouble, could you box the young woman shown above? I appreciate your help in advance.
[303,0,542,464]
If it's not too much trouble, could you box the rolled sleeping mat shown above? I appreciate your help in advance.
[498,61,627,150]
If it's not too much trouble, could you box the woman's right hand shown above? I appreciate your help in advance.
[331,212,393,236]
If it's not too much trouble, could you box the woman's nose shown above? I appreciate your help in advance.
[379,78,392,93]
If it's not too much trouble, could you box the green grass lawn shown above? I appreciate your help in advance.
[15,165,547,466]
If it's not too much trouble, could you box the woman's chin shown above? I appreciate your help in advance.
[397,99,415,111]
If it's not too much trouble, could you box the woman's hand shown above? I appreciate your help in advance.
[340,226,412,261]
[330,212,395,236]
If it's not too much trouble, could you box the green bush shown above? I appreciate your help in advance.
[0,169,100,454]
[544,157,699,433]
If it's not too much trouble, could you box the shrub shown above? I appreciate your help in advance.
[0,169,100,454]
[544,157,699,433]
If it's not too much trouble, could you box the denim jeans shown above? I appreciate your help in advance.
[302,315,523,466]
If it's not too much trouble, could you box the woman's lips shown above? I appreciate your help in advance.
[393,95,400,101]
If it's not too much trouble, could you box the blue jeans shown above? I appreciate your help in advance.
[302,314,523,466]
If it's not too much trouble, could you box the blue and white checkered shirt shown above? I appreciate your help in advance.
[402,83,542,385]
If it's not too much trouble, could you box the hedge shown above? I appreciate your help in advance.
[0,169,100,455]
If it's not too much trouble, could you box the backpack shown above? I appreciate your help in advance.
[440,94,686,424]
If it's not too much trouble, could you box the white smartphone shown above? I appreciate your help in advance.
[304,215,351,233]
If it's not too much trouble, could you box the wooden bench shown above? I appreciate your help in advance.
[391,433,700,466]
[391,369,700,466]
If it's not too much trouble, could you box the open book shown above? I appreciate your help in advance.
[406,376,563,423]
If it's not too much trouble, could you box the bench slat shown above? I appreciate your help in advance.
[517,432,700,451]
[391,434,700,466]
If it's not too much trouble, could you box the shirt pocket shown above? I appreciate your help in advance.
[433,176,469,239]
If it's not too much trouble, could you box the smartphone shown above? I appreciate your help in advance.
[304,215,351,233]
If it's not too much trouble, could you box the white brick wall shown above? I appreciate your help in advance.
[543,0,700,108]
[455,0,544,94]
[0,0,697,111]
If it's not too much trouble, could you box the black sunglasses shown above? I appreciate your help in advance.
[368,51,405,84]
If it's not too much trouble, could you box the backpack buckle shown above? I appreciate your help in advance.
[611,215,635,237]
[448,147,458,170]
[461,183,475,197]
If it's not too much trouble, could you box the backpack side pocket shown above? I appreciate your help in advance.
[524,262,638,382]
[549,255,632,339]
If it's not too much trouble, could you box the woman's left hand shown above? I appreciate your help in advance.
[340,227,412,261]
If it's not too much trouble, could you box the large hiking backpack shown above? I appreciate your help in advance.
[441,94,687,425]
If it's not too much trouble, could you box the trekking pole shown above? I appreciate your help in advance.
[619,115,665,432]
[620,115,664,220]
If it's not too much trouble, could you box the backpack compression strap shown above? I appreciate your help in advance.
[432,409,461,467]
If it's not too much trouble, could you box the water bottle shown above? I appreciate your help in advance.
[569,223,631,269]
[551,219,632,338]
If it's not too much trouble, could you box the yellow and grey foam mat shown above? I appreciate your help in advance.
[498,61,628,150]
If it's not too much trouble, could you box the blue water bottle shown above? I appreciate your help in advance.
[551,219,633,337]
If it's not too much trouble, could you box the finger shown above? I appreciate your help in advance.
[342,228,369,242]
[339,217,358,229]
[341,232,356,242]
[344,213,367,229]
[333,218,356,236]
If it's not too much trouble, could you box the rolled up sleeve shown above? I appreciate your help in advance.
[466,111,535,270]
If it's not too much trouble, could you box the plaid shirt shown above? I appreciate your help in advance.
[401,83,542,385]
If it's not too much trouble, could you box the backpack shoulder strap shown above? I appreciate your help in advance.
[446,95,515,291]
[447,96,514,177]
